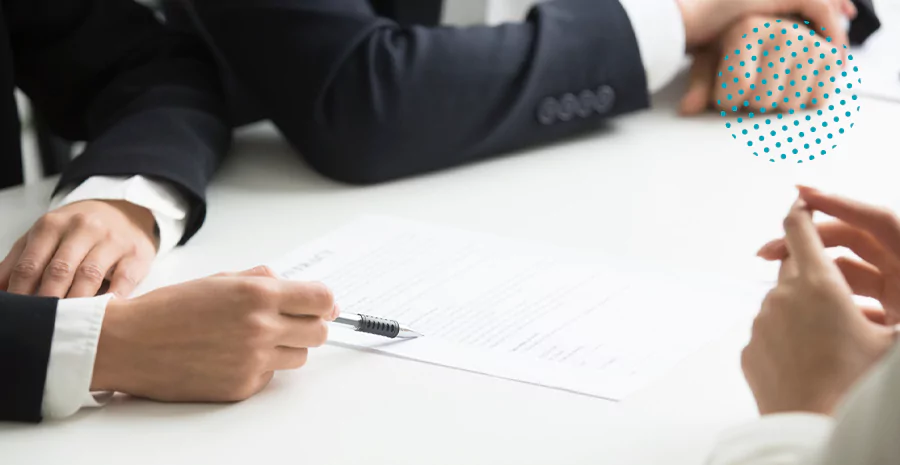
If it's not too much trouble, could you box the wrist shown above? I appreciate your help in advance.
[90,298,131,392]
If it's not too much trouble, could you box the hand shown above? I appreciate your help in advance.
[91,266,339,402]
[742,197,895,416]
[677,0,853,49]
[679,0,857,115]
[0,200,158,298]
[760,186,900,326]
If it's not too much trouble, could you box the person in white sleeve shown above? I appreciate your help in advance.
[708,186,900,465]
[1,265,336,423]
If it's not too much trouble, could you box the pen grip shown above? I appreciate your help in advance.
[357,314,401,338]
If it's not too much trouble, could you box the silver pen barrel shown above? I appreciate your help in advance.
[331,312,422,339]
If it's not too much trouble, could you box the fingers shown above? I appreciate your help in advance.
[860,306,886,325]
[276,281,336,319]
[66,244,121,298]
[841,0,857,19]
[107,255,153,298]
[758,221,889,269]
[269,347,310,371]
[7,217,65,294]
[36,228,101,297]
[681,49,719,115]
[790,0,849,56]
[277,315,329,349]
[782,198,831,273]
[834,256,883,300]
[0,238,25,290]
[797,186,900,260]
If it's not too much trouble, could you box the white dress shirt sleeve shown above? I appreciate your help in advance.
[41,294,114,419]
[707,338,900,465]
[617,0,686,93]
[51,176,190,258]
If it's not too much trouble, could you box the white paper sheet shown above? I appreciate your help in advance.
[269,217,764,400]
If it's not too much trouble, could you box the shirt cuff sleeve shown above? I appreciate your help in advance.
[707,413,835,465]
[617,0,686,94]
[50,175,190,258]
[41,294,115,419]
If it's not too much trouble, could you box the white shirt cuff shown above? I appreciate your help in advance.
[617,0,686,93]
[41,294,115,419]
[707,413,835,465]
[51,176,189,258]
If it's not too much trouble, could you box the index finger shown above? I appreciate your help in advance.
[798,186,900,260]
[276,281,336,319]
[782,197,831,272]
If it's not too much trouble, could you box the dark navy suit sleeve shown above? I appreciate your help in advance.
[0,291,57,423]
[188,0,649,184]
[850,0,880,45]
[9,0,231,244]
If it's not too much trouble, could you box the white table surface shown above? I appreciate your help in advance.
[1,61,900,465]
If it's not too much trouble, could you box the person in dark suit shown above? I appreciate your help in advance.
[0,0,232,301]
[169,0,879,185]
[0,0,326,424]
[1,266,337,423]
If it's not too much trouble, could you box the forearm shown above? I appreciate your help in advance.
[191,0,653,183]
[13,0,230,244]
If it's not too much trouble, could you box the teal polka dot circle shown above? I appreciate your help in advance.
[719,19,862,163]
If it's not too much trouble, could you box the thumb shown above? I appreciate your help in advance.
[680,49,719,116]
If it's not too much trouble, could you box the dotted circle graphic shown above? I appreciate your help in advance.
[717,19,862,163]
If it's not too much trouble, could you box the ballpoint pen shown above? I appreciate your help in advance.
[332,312,423,339]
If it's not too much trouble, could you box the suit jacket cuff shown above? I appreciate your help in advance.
[0,293,57,422]
[55,98,230,245]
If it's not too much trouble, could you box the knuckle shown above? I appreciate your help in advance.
[76,263,105,283]
[45,259,73,280]
[782,214,799,231]
[294,349,309,368]
[12,259,41,279]
[309,320,329,347]
[35,213,64,232]
[116,269,141,287]
[243,313,277,341]
[238,280,278,306]
[308,282,335,309]
[873,206,899,227]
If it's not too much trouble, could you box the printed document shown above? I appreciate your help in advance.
[269,217,762,400]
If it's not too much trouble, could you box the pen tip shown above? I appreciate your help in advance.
[398,328,424,339]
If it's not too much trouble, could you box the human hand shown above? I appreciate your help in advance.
[91,266,339,402]
[677,0,853,49]
[679,0,856,115]
[742,197,895,416]
[0,200,158,298]
[760,186,900,326]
